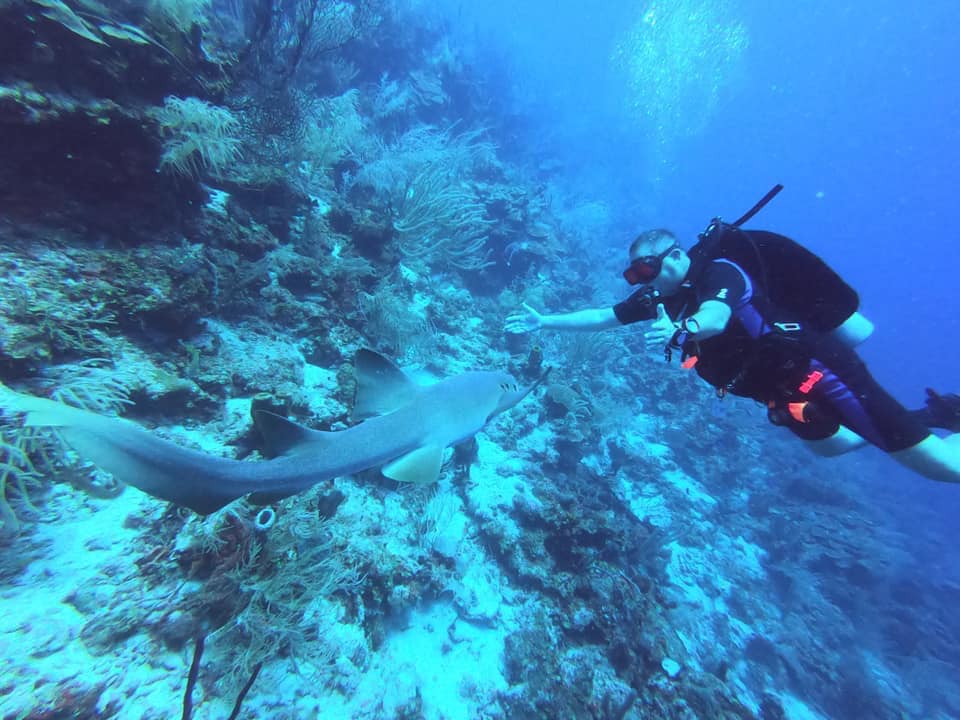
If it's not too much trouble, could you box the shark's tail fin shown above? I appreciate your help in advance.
[1,384,242,514]
[3,386,98,430]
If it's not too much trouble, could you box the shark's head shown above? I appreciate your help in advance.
[488,366,552,420]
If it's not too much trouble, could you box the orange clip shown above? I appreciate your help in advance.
[787,402,809,423]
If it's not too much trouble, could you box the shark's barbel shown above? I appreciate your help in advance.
[0,350,548,514]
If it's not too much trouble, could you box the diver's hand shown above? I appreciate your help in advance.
[505,303,544,334]
[643,303,677,350]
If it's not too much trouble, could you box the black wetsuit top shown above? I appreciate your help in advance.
[613,256,930,453]
[614,258,786,397]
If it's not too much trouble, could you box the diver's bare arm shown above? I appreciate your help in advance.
[542,307,620,331]
[683,300,732,340]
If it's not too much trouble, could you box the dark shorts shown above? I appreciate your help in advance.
[769,342,930,453]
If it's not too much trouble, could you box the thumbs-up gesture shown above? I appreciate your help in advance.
[643,303,678,350]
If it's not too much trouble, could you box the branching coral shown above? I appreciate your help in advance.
[197,506,365,694]
[350,126,498,271]
[394,162,494,271]
[235,0,382,89]
[290,89,369,197]
[301,89,366,169]
[544,329,617,378]
[355,125,497,204]
[414,487,461,555]
[0,426,43,540]
[357,283,436,361]
[146,0,211,36]
[408,69,447,106]
[0,259,119,362]
[43,359,135,415]
[149,95,242,178]
[0,360,134,539]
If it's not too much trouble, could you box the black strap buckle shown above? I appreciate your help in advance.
[664,327,688,363]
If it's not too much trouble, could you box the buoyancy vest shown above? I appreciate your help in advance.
[687,220,860,334]
[680,217,860,399]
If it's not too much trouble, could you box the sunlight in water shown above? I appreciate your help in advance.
[612,1,749,150]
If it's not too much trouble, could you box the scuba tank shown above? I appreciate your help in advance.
[687,186,860,333]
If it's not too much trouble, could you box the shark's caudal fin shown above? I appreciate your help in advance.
[1,385,105,437]
[1,385,243,514]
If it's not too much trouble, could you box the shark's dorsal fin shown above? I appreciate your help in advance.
[352,349,417,421]
[254,411,330,457]
[381,445,445,484]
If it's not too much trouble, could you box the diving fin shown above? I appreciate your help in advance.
[919,388,960,433]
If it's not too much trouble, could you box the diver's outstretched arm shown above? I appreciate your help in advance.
[505,303,619,334]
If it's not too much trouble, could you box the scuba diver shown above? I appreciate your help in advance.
[505,186,960,483]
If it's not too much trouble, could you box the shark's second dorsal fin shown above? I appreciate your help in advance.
[352,348,417,421]
[254,411,329,457]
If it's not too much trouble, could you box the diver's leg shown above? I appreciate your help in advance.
[890,434,960,483]
[804,425,867,457]
[789,357,960,479]
[829,312,874,347]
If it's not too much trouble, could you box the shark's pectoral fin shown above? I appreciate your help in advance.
[381,445,445,484]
